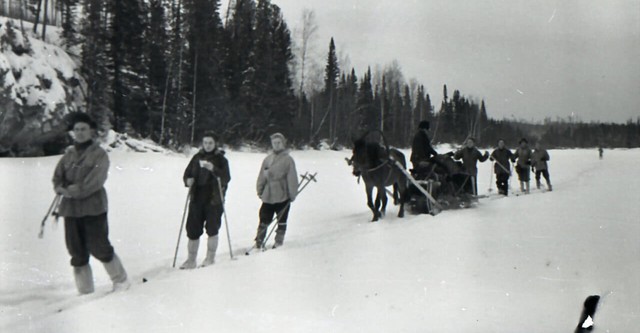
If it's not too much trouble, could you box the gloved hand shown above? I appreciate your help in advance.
[55,186,69,196]
[200,160,214,172]
[186,178,195,187]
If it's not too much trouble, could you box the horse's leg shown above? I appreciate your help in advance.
[397,176,407,218]
[378,187,387,217]
[366,184,380,222]
[392,183,399,205]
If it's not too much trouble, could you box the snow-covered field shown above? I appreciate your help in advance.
[1,148,638,332]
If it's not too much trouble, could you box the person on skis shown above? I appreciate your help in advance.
[512,138,532,194]
[452,137,489,195]
[52,113,129,295]
[531,142,552,191]
[181,131,231,269]
[490,139,514,196]
[410,120,438,171]
[254,133,299,249]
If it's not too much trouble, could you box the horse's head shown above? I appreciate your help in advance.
[350,137,368,177]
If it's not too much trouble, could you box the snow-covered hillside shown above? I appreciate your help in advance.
[0,17,83,155]
[0,149,638,332]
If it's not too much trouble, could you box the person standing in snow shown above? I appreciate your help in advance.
[598,146,604,160]
[181,131,231,269]
[452,137,489,195]
[254,133,299,249]
[52,113,129,295]
[410,120,438,171]
[531,142,552,191]
[490,139,514,196]
[512,138,532,194]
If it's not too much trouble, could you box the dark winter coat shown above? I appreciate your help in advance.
[53,142,109,218]
[453,147,489,176]
[410,130,438,166]
[512,147,532,168]
[531,149,550,171]
[183,149,231,206]
[257,150,299,204]
[490,148,514,175]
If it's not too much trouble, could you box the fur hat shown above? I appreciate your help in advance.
[65,112,97,131]
[418,121,430,130]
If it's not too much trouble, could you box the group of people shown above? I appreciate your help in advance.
[51,112,557,295]
[410,120,553,197]
[52,113,299,294]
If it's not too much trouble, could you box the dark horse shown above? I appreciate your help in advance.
[348,136,408,222]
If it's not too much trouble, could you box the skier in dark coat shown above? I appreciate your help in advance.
[512,138,532,194]
[410,121,438,171]
[52,113,129,294]
[255,133,299,249]
[452,137,489,195]
[181,131,231,269]
[531,142,552,191]
[490,139,514,196]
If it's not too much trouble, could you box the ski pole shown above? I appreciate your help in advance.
[172,188,191,268]
[216,177,235,260]
[262,172,317,250]
[38,194,62,239]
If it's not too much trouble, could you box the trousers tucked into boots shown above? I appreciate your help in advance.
[74,265,94,295]
[180,239,200,269]
[201,236,219,267]
[103,254,130,291]
[255,200,290,247]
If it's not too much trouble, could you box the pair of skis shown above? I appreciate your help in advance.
[245,172,318,256]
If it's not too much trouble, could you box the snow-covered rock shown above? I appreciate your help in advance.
[0,18,83,156]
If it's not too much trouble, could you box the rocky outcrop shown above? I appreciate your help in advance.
[0,18,84,156]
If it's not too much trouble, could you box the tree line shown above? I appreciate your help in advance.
[22,0,640,150]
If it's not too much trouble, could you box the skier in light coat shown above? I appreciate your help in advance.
[531,142,552,191]
[512,138,532,194]
[254,133,299,249]
[52,113,129,295]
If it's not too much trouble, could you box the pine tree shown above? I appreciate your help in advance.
[183,0,226,143]
[80,0,112,130]
[147,0,169,142]
[356,67,375,134]
[314,37,339,141]
[110,0,149,135]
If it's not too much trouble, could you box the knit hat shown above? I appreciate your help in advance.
[65,112,97,131]
[201,130,219,142]
[270,132,286,142]
[418,121,430,130]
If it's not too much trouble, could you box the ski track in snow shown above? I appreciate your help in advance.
[1,149,639,332]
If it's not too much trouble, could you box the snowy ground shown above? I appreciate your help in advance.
[1,148,638,332]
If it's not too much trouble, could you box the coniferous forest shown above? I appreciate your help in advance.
[2,0,639,151]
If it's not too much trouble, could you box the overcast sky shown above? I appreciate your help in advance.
[222,0,639,123]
